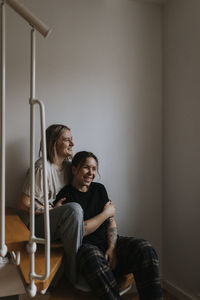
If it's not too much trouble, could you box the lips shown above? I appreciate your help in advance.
[84,176,93,182]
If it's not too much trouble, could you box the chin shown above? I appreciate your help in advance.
[66,152,72,157]
[85,181,92,187]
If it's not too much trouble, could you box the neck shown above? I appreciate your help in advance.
[53,156,65,170]
[72,179,89,192]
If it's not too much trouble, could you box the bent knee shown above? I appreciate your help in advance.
[138,239,158,260]
[63,202,83,218]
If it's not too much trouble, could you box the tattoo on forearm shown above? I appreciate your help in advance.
[107,227,117,246]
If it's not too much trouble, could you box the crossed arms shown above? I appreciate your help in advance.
[18,193,118,268]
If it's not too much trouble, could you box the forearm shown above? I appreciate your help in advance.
[18,193,31,213]
[84,210,108,236]
[18,193,52,215]
[107,218,117,249]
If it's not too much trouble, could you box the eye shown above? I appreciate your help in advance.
[83,165,89,169]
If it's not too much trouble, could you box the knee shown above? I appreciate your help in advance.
[137,239,158,262]
[63,202,83,220]
[78,244,105,269]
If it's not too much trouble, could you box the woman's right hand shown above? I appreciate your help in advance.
[54,197,66,208]
[104,200,115,218]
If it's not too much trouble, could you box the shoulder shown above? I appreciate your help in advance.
[35,158,51,169]
[61,184,71,192]
[24,158,44,177]
[91,182,108,195]
[90,183,109,205]
[56,184,71,200]
[34,158,54,176]
[91,182,105,189]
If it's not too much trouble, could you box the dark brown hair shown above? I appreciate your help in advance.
[42,124,70,163]
[72,151,99,172]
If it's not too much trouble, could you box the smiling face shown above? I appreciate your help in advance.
[72,157,97,192]
[56,129,74,159]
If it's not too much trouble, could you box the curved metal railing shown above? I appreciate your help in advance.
[0,0,52,296]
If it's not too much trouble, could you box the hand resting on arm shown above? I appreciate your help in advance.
[83,200,115,237]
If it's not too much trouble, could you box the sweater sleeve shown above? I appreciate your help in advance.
[22,159,50,204]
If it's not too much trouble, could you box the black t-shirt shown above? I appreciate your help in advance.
[55,182,109,252]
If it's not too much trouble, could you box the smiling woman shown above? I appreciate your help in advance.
[18,124,73,215]
[17,124,86,288]
[55,151,163,300]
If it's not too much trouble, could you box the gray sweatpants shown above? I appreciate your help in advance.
[35,202,84,286]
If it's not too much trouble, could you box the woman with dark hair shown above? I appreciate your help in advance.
[17,125,113,288]
[55,151,163,300]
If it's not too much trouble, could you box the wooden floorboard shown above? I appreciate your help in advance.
[48,277,178,300]
[122,290,178,299]
[49,289,178,300]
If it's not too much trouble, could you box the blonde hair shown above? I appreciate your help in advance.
[40,124,70,163]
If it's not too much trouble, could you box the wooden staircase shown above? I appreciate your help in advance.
[5,208,64,293]
[5,208,29,252]
[5,208,135,297]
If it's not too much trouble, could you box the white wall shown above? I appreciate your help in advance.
[163,0,200,298]
[5,0,162,256]
[3,0,200,298]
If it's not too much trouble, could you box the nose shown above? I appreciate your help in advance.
[70,140,74,147]
[88,168,96,177]
[88,168,95,176]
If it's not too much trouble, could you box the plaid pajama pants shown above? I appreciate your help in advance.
[77,236,162,300]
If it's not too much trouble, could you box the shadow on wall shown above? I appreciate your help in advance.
[5,138,29,208]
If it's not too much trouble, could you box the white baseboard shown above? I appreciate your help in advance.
[163,279,197,300]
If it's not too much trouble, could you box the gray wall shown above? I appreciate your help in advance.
[4,0,200,298]
[163,0,200,298]
[5,0,162,259]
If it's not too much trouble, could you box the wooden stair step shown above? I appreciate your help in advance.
[5,208,29,252]
[5,208,134,296]
[19,244,64,292]
[118,273,135,293]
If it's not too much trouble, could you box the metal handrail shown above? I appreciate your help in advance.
[27,98,50,297]
[26,28,50,297]
[0,1,52,296]
[5,0,52,37]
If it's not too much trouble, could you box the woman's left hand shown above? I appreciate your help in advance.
[105,247,117,270]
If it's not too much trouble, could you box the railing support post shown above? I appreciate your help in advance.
[0,0,7,258]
